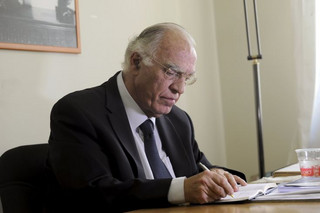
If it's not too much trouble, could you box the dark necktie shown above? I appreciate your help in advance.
[140,119,171,179]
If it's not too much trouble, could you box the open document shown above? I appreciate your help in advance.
[215,183,277,203]
[212,178,320,203]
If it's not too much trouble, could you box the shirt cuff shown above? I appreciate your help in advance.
[168,177,186,204]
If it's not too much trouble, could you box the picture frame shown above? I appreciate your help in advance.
[0,0,81,54]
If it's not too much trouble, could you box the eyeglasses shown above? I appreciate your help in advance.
[150,57,197,85]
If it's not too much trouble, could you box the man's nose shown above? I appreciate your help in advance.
[170,78,185,94]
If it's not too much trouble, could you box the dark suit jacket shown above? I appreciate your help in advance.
[47,72,245,212]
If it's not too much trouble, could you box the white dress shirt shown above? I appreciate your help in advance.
[117,72,185,204]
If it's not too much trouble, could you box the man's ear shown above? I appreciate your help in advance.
[131,53,141,70]
[134,59,140,69]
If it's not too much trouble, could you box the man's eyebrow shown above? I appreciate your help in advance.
[164,62,182,72]
[168,65,196,76]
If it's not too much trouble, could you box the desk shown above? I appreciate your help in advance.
[130,165,319,213]
[129,201,320,213]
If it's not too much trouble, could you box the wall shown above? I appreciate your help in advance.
[214,0,313,179]
[0,0,226,167]
[0,0,309,180]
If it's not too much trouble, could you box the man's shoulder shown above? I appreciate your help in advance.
[61,83,106,102]
[158,106,194,137]
[167,105,188,119]
[57,72,119,103]
[162,105,192,126]
[51,82,109,114]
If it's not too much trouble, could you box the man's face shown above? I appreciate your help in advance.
[131,33,197,118]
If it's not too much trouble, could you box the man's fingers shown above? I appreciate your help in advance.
[222,171,239,192]
[234,175,248,186]
[210,171,235,196]
[211,168,247,192]
[184,171,228,204]
[204,171,228,198]
[184,169,248,204]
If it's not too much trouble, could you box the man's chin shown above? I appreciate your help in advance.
[152,106,173,117]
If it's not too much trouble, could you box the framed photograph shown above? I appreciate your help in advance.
[0,0,81,53]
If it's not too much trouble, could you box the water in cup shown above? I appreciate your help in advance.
[296,148,320,177]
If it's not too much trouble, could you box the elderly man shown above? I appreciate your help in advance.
[48,22,246,212]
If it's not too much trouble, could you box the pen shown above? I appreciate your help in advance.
[198,162,210,171]
[198,162,235,198]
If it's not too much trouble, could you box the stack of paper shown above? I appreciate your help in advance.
[254,177,320,201]
[278,177,320,192]
[272,163,301,177]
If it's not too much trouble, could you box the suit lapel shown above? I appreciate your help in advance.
[156,116,193,177]
[103,72,145,178]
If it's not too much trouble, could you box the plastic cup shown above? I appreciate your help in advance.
[295,148,320,177]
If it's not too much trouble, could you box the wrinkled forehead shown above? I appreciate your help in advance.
[157,31,197,73]
[161,30,195,50]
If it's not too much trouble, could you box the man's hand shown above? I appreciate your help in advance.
[184,169,247,204]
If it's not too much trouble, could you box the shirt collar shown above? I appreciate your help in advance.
[117,72,155,131]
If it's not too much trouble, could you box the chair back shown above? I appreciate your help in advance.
[0,144,49,213]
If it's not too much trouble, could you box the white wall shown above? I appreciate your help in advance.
[0,0,226,166]
[0,0,309,180]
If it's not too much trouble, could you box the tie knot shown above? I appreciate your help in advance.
[140,119,154,138]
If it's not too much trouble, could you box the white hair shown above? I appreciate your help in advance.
[121,22,196,71]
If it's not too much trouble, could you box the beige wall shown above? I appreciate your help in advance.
[0,0,308,180]
[214,0,312,179]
